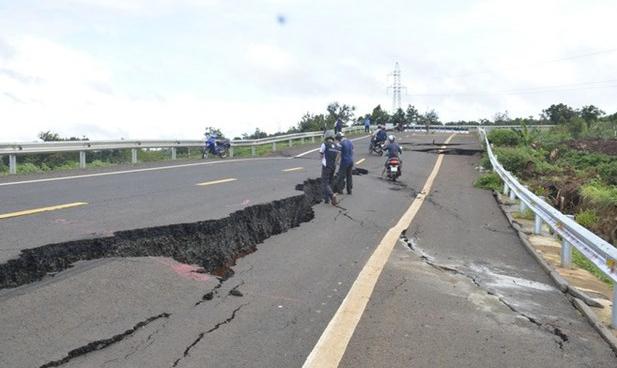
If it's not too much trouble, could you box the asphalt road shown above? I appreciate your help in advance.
[0,133,615,367]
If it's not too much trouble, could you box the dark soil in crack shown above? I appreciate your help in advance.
[410,148,484,155]
[0,178,324,289]
[39,313,170,368]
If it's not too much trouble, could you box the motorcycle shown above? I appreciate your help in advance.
[369,138,384,156]
[386,157,401,181]
[203,139,231,159]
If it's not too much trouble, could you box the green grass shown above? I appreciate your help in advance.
[575,209,599,229]
[513,208,535,220]
[572,248,614,285]
[473,172,502,191]
[580,181,617,209]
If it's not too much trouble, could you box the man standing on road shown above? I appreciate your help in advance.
[334,118,343,134]
[320,131,339,205]
[364,116,370,133]
[334,132,354,195]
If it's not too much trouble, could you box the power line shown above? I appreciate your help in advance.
[452,48,617,79]
[408,79,617,97]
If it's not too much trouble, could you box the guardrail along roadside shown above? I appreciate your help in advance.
[479,128,617,330]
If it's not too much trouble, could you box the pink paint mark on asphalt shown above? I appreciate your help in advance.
[154,258,212,282]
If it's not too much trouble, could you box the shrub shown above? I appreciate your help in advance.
[580,181,617,209]
[576,209,599,229]
[474,172,502,191]
[598,161,617,185]
[492,146,535,173]
[17,163,44,174]
[487,129,521,146]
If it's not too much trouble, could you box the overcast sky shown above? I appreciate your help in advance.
[1,0,617,141]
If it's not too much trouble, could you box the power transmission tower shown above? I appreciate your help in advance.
[387,62,407,112]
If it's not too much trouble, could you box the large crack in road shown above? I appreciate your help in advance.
[0,178,324,289]
[399,232,570,351]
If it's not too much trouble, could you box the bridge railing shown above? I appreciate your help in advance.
[0,126,366,174]
[479,128,617,327]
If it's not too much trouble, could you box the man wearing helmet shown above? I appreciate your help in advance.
[382,134,403,177]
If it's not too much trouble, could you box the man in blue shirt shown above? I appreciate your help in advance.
[334,132,354,195]
[364,117,370,133]
[334,118,343,134]
[320,131,339,205]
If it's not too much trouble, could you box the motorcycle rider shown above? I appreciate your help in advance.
[319,130,340,205]
[370,125,387,151]
[382,135,403,177]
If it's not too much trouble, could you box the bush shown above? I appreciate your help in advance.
[474,172,502,191]
[557,150,612,169]
[598,161,617,185]
[492,146,535,173]
[487,129,520,146]
[576,209,599,229]
[580,181,617,209]
[17,163,44,174]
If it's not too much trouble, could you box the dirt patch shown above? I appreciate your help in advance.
[567,139,617,156]
[0,178,323,289]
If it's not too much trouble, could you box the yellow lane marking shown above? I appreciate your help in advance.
[196,178,237,186]
[302,134,456,368]
[355,158,365,165]
[0,202,88,220]
[282,167,304,172]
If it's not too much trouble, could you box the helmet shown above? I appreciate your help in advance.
[335,132,344,140]
[324,129,335,140]
[388,135,395,142]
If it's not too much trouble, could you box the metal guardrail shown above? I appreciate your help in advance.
[0,126,366,174]
[479,128,617,327]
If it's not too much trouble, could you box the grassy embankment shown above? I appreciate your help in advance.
[474,126,617,284]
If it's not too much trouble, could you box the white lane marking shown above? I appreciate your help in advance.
[302,134,456,368]
[196,178,237,186]
[282,167,304,172]
[293,135,370,158]
[0,157,288,187]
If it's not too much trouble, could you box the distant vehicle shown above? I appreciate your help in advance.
[203,138,231,159]
[385,157,401,181]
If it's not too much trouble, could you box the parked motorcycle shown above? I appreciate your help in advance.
[386,157,401,181]
[203,139,231,159]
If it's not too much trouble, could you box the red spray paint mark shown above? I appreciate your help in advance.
[154,258,212,282]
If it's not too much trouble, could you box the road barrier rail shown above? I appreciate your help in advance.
[0,126,367,174]
[479,128,617,327]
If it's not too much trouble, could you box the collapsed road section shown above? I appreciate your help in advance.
[0,178,323,289]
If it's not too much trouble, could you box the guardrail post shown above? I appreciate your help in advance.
[288,138,293,147]
[131,148,137,164]
[79,151,86,169]
[171,147,177,160]
[534,210,543,235]
[229,147,234,158]
[188,147,191,158]
[560,215,574,268]
[503,182,509,195]
[519,186,528,213]
[9,154,16,174]
[509,188,516,201]
[312,136,315,144]
[251,146,256,156]
[272,142,277,151]
[612,288,617,328]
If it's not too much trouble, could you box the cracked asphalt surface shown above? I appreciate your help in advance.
[1,133,615,367]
